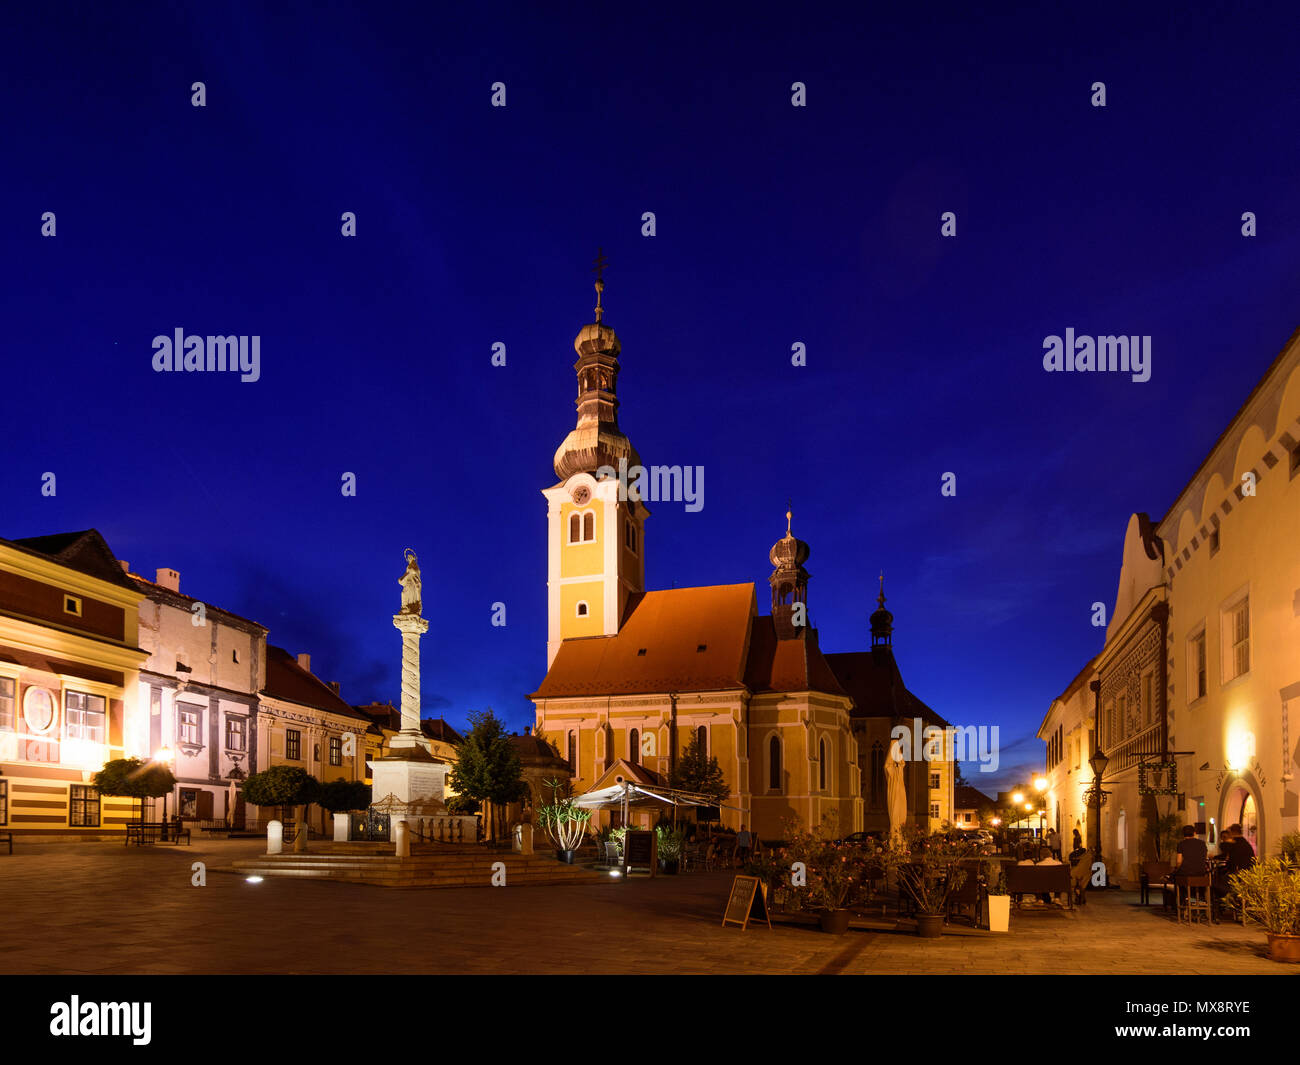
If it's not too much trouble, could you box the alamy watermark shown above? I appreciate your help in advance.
[1042,329,1150,383]
[595,457,704,512]
[152,328,261,383]
[890,717,1000,773]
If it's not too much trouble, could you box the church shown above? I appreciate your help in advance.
[529,275,954,841]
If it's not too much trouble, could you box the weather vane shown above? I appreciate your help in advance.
[592,247,609,321]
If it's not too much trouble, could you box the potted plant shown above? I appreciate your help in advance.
[535,781,591,863]
[1230,858,1300,963]
[983,859,1010,932]
[881,826,977,938]
[655,824,684,874]
[1277,832,1300,863]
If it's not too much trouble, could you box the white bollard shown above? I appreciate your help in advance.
[267,820,283,855]
[333,812,349,842]
[519,822,534,856]
[395,819,410,858]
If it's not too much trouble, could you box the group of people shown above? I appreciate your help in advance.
[1169,822,1256,904]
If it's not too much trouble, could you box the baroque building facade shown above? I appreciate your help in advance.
[531,282,951,840]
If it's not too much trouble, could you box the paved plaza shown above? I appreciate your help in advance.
[0,840,1293,975]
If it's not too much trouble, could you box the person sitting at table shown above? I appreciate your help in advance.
[1223,824,1256,873]
[1171,824,1208,908]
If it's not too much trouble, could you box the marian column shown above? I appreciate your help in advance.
[368,550,450,833]
[391,550,429,748]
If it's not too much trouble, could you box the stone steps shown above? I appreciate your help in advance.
[227,849,609,888]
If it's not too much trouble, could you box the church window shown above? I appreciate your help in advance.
[696,725,706,756]
[870,742,885,807]
[629,728,639,765]
[568,509,596,544]
[576,601,588,618]
[818,738,827,790]
[626,521,637,553]
[768,735,781,791]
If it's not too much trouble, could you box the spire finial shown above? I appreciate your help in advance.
[878,571,886,607]
[786,499,792,536]
[592,247,609,322]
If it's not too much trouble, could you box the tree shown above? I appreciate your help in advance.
[670,729,728,802]
[954,763,971,788]
[316,778,371,814]
[93,758,176,824]
[241,765,319,826]
[449,708,527,842]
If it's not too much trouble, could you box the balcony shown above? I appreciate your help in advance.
[1106,724,1162,773]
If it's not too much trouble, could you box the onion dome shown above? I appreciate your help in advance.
[769,508,811,639]
[553,262,640,481]
[769,508,811,568]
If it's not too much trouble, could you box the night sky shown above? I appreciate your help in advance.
[6,3,1299,792]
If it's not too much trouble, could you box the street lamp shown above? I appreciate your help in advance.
[1034,776,1048,793]
[1088,747,1109,866]
[155,746,175,831]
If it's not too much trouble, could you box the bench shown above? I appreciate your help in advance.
[124,821,191,845]
[1006,863,1073,909]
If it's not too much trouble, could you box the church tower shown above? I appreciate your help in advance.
[769,508,811,640]
[543,259,648,667]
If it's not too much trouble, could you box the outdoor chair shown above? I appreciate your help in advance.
[1140,862,1172,906]
[1177,875,1212,925]
[603,841,621,867]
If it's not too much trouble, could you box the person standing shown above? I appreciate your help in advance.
[1072,827,1083,853]
[1046,827,1061,859]
[735,824,753,866]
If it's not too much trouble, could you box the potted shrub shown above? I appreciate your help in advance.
[535,795,590,863]
[882,826,977,938]
[1277,832,1300,863]
[983,860,1010,932]
[782,814,864,933]
[1230,858,1300,963]
[656,824,684,874]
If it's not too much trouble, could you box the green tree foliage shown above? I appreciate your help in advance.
[449,709,527,840]
[670,729,728,802]
[446,794,481,815]
[241,765,319,820]
[92,758,177,822]
[315,778,371,813]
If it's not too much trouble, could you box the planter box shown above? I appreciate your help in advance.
[987,894,1010,932]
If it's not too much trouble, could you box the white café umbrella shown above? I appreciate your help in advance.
[227,779,238,827]
[885,738,907,847]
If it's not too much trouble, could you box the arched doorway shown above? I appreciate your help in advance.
[1220,778,1262,855]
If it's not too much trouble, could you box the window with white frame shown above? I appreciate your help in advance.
[575,601,588,618]
[929,801,940,820]
[568,509,596,544]
[929,771,940,790]
[1224,595,1250,682]
[226,716,246,751]
[179,706,201,745]
[64,691,106,742]
[69,784,100,827]
[0,676,13,730]
[329,735,342,766]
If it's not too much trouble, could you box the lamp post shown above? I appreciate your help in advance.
[1089,747,1109,867]
[1034,777,1048,839]
[155,746,174,834]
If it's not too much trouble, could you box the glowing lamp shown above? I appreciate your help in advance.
[1226,730,1254,772]
[1034,777,1048,792]
[1012,792,1024,804]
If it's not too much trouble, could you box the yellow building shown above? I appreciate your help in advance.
[0,530,148,837]
[1041,326,1300,880]
[531,282,952,841]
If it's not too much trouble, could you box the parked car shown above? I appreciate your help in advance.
[837,831,884,848]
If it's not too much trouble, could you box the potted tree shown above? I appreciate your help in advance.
[535,779,590,863]
[241,765,319,848]
[983,859,1010,932]
[1230,858,1300,963]
[93,758,176,837]
[882,826,977,938]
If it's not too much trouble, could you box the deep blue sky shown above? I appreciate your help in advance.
[6,2,1299,793]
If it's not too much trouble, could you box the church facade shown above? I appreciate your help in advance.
[530,280,953,841]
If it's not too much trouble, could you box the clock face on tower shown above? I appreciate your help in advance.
[571,485,591,505]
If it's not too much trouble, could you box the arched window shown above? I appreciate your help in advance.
[569,513,581,543]
[626,522,637,553]
[630,728,640,766]
[769,735,781,791]
[576,601,588,617]
[583,511,595,541]
[567,731,576,771]
[696,725,707,756]
[819,738,827,790]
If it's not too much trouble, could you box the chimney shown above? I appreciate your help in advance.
[297,653,311,673]
[155,568,180,592]
[524,725,531,736]
[328,681,340,695]
[119,560,130,573]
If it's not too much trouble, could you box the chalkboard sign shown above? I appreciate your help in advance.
[623,829,657,876]
[721,875,770,930]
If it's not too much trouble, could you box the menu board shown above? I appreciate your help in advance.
[722,875,770,930]
[623,829,657,875]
